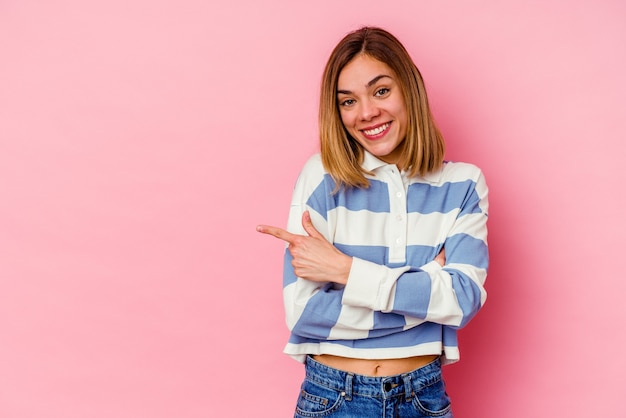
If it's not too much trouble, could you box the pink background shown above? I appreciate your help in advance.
[1,0,625,416]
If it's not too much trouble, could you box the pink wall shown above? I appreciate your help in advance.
[1,1,624,416]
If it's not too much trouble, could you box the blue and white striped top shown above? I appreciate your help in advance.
[282,151,489,365]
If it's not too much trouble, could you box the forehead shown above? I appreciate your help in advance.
[337,54,396,89]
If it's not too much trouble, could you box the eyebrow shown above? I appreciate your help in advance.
[337,74,392,95]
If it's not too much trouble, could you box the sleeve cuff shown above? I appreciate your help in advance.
[342,257,410,311]
[421,260,442,274]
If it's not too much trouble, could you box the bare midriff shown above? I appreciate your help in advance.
[312,354,439,377]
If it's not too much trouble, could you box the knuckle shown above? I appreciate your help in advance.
[293,264,303,277]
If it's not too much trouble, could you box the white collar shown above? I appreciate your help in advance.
[361,151,444,184]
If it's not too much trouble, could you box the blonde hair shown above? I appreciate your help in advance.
[320,27,445,189]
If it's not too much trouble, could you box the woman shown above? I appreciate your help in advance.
[257,26,488,417]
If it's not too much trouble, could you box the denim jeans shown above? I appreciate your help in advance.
[294,356,453,418]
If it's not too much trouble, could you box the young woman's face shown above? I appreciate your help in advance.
[337,54,408,166]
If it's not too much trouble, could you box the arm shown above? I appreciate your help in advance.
[342,169,489,331]
[258,162,488,340]
[343,204,488,329]
[277,212,481,341]
[258,206,457,341]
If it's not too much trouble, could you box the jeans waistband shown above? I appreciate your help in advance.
[304,355,443,401]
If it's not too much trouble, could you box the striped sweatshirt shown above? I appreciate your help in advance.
[282,151,489,365]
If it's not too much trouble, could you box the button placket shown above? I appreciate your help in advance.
[387,167,408,263]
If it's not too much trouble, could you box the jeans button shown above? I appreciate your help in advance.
[384,382,392,392]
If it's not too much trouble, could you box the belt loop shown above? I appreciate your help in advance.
[402,374,413,402]
[344,373,354,401]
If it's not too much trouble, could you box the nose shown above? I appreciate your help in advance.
[358,98,380,121]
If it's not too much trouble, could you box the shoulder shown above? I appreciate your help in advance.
[296,153,329,186]
[439,162,489,205]
[439,161,486,184]
[299,153,326,176]
[292,153,334,198]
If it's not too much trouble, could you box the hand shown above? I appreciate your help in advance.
[256,211,352,284]
[434,247,446,267]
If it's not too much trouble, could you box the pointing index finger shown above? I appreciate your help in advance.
[256,224,297,244]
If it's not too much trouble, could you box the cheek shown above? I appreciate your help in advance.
[339,110,354,128]
[394,102,408,125]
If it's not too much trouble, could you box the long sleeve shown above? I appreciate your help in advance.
[342,169,488,329]
[281,153,489,362]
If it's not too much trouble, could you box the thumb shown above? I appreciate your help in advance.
[301,211,323,238]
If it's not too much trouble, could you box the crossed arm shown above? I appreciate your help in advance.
[256,211,445,286]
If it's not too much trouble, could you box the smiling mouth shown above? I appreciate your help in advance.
[362,122,391,136]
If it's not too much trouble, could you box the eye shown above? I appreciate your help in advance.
[339,98,355,107]
[375,87,390,97]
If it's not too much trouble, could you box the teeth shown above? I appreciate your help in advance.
[363,123,390,136]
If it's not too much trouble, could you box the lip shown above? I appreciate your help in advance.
[360,122,392,140]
